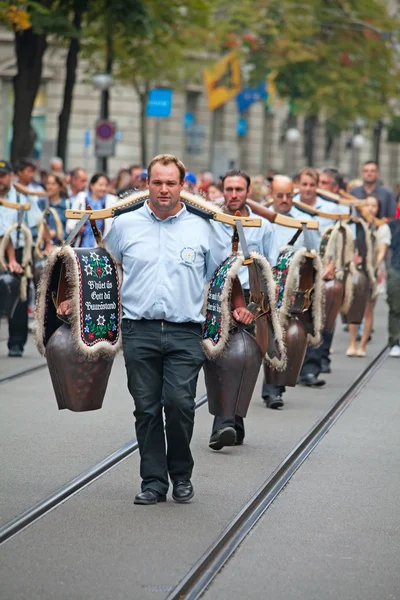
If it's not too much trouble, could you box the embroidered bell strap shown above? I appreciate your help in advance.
[290,287,314,314]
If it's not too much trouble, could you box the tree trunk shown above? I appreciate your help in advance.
[373,120,382,166]
[303,114,318,166]
[136,83,149,166]
[11,29,47,164]
[56,4,84,168]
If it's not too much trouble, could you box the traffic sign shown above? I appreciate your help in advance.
[146,89,173,118]
[236,82,267,114]
[95,120,117,158]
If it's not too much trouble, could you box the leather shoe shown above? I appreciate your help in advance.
[320,360,331,374]
[264,394,284,409]
[209,426,236,450]
[172,480,194,503]
[298,373,326,387]
[134,489,166,505]
[8,345,23,357]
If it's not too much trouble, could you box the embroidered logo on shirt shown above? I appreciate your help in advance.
[180,246,196,264]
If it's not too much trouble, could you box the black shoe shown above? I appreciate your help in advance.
[298,374,326,388]
[8,346,23,357]
[209,426,236,451]
[235,436,244,445]
[134,489,167,505]
[264,394,284,409]
[172,480,194,503]
[320,361,331,374]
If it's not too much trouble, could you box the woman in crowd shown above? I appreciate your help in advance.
[45,172,70,244]
[355,195,391,356]
[206,182,223,205]
[66,173,116,247]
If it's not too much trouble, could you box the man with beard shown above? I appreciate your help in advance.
[0,160,42,356]
[209,169,279,449]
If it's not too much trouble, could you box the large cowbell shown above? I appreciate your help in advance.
[202,253,285,418]
[343,267,370,324]
[264,246,323,387]
[36,245,121,411]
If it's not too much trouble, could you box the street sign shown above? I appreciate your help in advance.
[95,120,117,158]
[146,89,173,118]
[236,82,267,114]
[84,128,91,148]
[203,52,241,111]
[184,112,195,130]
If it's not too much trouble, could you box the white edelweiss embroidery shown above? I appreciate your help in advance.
[97,315,105,326]
[90,252,100,262]
[180,247,196,264]
[84,264,94,276]
[105,264,113,275]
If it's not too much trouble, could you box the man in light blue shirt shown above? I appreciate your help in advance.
[0,159,42,357]
[69,154,254,505]
[209,169,278,451]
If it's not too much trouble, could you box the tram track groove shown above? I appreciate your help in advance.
[166,345,389,600]
[0,393,208,545]
[0,363,47,385]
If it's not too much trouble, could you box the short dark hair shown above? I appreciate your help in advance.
[70,167,87,179]
[89,172,110,189]
[15,158,36,172]
[222,169,251,191]
[322,167,343,189]
[128,163,142,174]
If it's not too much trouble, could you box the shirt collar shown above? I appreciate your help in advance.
[144,198,187,222]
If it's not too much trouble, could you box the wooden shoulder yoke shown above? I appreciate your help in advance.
[65,189,262,228]
[14,182,48,198]
[0,197,31,211]
[293,200,350,221]
[247,199,319,230]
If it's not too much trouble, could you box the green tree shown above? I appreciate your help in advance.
[82,0,211,165]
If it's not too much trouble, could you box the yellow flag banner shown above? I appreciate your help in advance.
[203,53,241,111]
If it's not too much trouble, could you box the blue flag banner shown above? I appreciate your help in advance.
[146,89,173,118]
[236,82,268,114]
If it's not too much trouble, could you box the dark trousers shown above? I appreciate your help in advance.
[262,383,285,398]
[387,267,400,346]
[8,248,28,351]
[321,330,334,366]
[122,319,205,496]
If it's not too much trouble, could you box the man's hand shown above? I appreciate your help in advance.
[232,307,255,325]
[8,260,23,274]
[322,262,335,280]
[57,300,73,316]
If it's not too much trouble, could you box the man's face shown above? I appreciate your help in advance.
[71,170,88,193]
[299,174,318,204]
[272,181,294,214]
[18,166,35,185]
[223,176,248,214]
[130,168,142,188]
[0,172,13,195]
[319,173,338,193]
[148,163,183,213]
[363,163,378,185]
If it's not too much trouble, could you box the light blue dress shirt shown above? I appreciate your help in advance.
[215,205,279,289]
[0,184,42,248]
[104,201,228,323]
[271,212,317,254]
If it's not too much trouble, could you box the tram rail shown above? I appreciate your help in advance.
[0,362,46,385]
[166,345,389,600]
[0,393,208,545]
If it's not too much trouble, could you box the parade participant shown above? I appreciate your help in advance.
[15,158,44,194]
[319,168,342,194]
[208,169,279,449]
[355,195,391,356]
[45,173,70,244]
[262,175,307,408]
[58,154,254,505]
[0,160,41,357]
[387,217,400,357]
[68,168,88,204]
[350,161,396,218]
[66,173,116,247]
[294,167,340,386]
